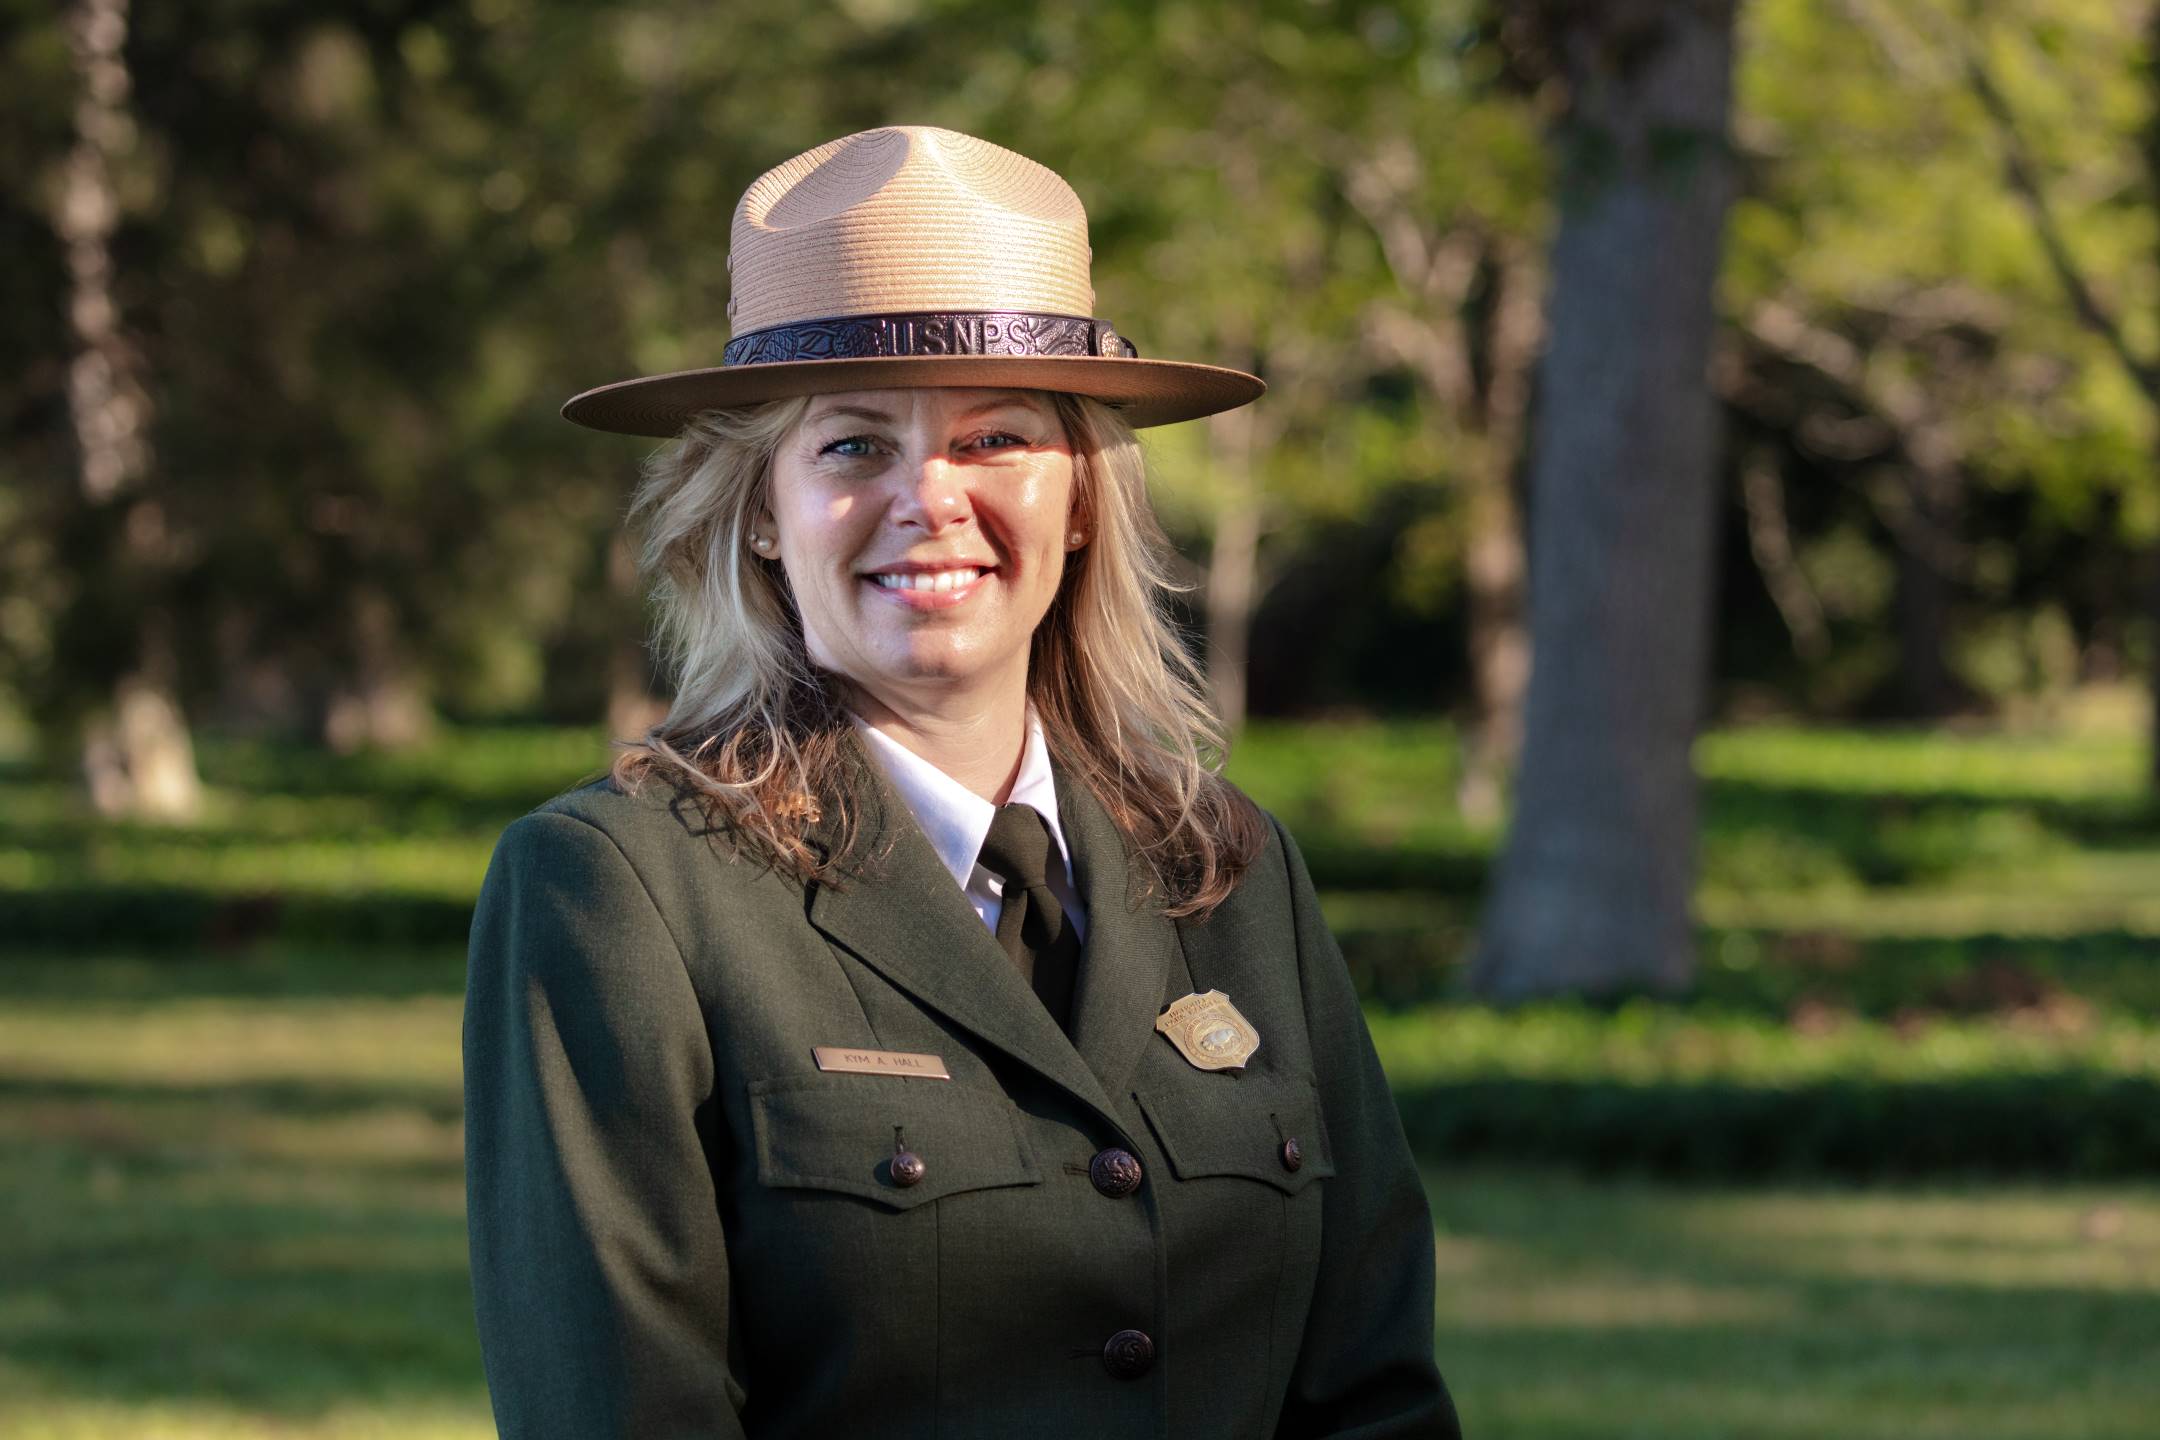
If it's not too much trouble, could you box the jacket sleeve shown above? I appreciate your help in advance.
[463,810,746,1440]
[1272,818,1463,1439]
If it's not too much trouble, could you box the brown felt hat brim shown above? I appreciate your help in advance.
[561,355,1266,436]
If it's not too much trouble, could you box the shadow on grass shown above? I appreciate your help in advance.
[1333,917,2160,1019]
[1248,776,2160,898]
[0,1073,464,1125]
[0,887,482,950]
[1395,1073,2160,1180]
[0,949,471,1003]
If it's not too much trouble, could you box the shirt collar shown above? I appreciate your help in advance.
[851,709,1072,892]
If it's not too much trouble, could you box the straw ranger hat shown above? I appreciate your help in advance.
[561,126,1266,435]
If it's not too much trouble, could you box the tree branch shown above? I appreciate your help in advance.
[1840,0,2160,401]
[1959,42,2160,401]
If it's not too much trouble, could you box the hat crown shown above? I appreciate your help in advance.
[726,126,1097,336]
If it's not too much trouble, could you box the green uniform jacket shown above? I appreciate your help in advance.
[463,750,1460,1439]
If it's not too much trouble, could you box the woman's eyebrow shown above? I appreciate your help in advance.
[958,397,1051,421]
[806,404,897,424]
[807,397,1046,425]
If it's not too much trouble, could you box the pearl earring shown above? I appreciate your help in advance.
[1067,530,1086,547]
[751,534,775,554]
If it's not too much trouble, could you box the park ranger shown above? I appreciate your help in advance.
[462,124,1461,1439]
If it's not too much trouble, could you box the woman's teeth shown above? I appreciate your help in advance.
[869,568,984,592]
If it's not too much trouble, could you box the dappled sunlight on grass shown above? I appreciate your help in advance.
[1370,1003,2160,1085]
[1430,1167,2160,1440]
[0,997,465,1090]
[0,831,496,901]
[0,1398,493,1440]
[1694,726,2147,802]
[1700,886,2160,937]
[0,1014,480,1434]
[1683,1192,2160,1294]
[1433,1230,1794,1330]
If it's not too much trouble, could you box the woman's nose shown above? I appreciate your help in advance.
[891,451,970,531]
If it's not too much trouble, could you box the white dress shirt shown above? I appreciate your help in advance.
[851,711,1088,942]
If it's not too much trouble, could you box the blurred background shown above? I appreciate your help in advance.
[4,0,2159,1435]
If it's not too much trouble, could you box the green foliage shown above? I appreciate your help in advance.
[5,0,2158,732]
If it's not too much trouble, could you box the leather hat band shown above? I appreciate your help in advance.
[722,311,1140,367]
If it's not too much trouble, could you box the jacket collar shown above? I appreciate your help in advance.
[1054,762,1182,1104]
[803,735,1175,1121]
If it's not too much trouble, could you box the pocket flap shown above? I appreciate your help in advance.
[1135,1074,1336,1196]
[748,1075,1042,1210]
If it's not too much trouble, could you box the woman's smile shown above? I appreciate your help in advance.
[860,561,994,608]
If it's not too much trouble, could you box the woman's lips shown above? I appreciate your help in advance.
[862,566,990,610]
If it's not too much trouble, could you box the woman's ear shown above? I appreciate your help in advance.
[749,504,780,557]
[1065,459,1093,550]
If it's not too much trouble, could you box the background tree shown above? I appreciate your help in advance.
[1474,0,1741,1000]
[53,0,201,817]
[1717,0,2154,733]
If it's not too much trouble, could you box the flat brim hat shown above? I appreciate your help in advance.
[561,126,1265,435]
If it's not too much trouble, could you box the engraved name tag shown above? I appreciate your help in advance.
[812,1046,952,1080]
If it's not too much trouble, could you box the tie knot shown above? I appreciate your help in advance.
[978,804,1053,890]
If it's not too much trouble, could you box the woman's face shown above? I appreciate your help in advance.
[760,387,1080,715]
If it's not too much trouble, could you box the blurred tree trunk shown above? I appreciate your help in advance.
[1735,447,1830,663]
[607,531,665,742]
[61,0,201,819]
[1205,396,1261,733]
[320,589,433,753]
[1735,297,1977,714]
[2145,7,2160,792]
[1893,456,1965,718]
[1458,242,1542,821]
[1343,159,1541,823]
[2149,563,2160,791]
[1473,0,1738,1000]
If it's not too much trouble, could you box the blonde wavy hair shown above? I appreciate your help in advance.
[611,390,1265,918]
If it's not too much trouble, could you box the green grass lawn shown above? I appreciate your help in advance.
[3,957,2158,1438]
[5,719,2160,1429]
[1429,1167,2160,1440]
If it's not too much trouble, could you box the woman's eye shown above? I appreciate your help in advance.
[972,432,1026,451]
[819,435,877,459]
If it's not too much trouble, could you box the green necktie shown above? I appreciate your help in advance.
[978,803,1081,1035]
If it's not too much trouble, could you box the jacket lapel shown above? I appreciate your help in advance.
[805,744,1115,1115]
[1056,767,1181,1105]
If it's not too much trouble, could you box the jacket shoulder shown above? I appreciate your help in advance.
[532,773,699,845]
[1218,779,1300,899]
[502,773,783,900]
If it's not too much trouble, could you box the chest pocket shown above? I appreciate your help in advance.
[1135,1073,1337,1193]
[748,1075,1043,1211]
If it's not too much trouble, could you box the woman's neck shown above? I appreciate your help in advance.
[849,684,1029,803]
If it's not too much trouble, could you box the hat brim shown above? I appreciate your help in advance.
[560,355,1265,436]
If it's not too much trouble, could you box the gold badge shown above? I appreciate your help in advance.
[1155,991,1260,1072]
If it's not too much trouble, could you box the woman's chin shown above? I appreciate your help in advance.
[835,643,1023,701]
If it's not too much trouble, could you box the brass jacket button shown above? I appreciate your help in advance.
[1101,1328,1154,1380]
[1280,1137,1304,1173]
[1088,1147,1143,1198]
[889,1148,926,1188]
